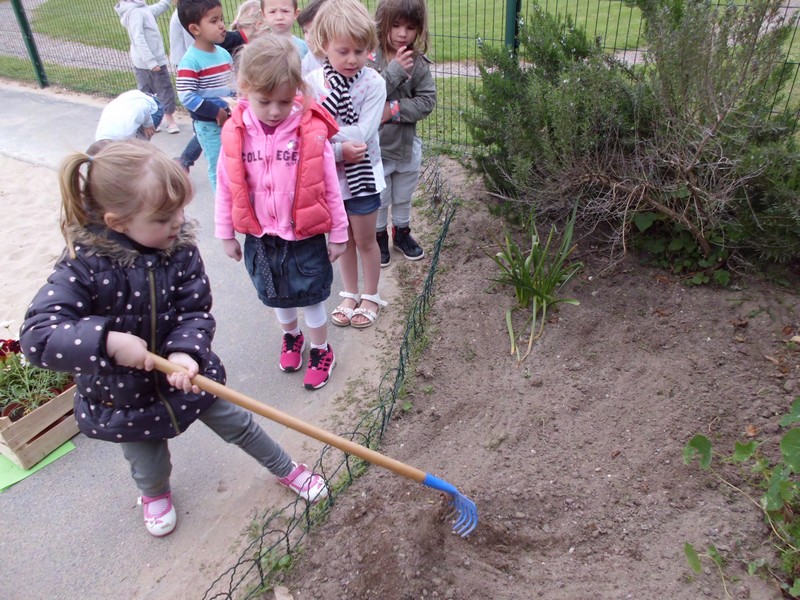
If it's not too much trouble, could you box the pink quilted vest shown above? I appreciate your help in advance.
[220,99,340,239]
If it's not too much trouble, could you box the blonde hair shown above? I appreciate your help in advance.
[307,0,378,57]
[60,140,191,255]
[375,0,430,56]
[236,33,306,96]
[232,0,266,32]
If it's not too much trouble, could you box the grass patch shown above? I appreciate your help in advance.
[0,55,39,83]
[419,75,477,149]
[426,0,642,61]
[523,0,644,51]
[0,55,134,96]
[31,0,131,51]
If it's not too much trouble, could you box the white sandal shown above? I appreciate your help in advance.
[350,293,388,329]
[331,291,360,327]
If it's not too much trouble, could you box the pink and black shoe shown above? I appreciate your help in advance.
[303,344,335,390]
[279,331,305,372]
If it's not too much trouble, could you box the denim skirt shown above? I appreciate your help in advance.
[243,233,332,308]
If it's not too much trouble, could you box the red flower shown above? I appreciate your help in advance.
[0,339,21,359]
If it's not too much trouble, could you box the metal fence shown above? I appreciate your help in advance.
[5,0,798,148]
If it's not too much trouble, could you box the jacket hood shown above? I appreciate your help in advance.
[65,219,199,268]
[237,97,340,139]
[238,98,303,137]
[115,0,145,24]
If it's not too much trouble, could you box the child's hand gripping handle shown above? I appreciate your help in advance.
[146,352,427,483]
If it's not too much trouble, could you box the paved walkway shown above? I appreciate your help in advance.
[0,82,398,600]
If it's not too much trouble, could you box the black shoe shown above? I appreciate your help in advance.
[392,226,424,261]
[376,229,391,268]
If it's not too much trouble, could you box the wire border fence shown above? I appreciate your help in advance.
[197,154,459,600]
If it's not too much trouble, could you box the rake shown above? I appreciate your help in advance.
[148,353,478,537]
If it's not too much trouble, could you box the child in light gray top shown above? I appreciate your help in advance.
[116,0,180,132]
[368,0,436,265]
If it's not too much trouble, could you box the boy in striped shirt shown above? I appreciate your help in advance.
[176,0,234,190]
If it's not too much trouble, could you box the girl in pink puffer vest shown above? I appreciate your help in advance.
[216,34,348,391]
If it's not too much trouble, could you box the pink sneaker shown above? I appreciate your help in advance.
[138,491,176,537]
[279,331,305,372]
[277,462,329,503]
[303,344,335,390]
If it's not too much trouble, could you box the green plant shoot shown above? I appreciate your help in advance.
[488,209,582,362]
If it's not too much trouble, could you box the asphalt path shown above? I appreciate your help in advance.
[0,82,394,599]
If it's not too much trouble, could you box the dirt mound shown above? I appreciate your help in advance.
[278,164,800,600]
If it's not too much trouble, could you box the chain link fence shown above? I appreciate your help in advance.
[4,0,797,148]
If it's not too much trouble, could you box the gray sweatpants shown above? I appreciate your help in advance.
[377,136,423,231]
[120,399,293,497]
[134,65,177,115]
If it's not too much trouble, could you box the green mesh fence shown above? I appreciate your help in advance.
[4,0,798,148]
[197,154,458,599]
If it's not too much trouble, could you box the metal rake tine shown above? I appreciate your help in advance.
[452,494,478,537]
[422,474,479,537]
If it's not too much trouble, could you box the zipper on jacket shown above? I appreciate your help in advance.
[291,122,303,233]
[263,133,283,229]
[148,267,181,435]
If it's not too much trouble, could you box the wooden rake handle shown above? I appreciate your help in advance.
[148,352,427,483]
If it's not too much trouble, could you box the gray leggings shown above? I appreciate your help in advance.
[376,136,423,231]
[120,399,294,497]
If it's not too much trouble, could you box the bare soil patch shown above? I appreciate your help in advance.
[276,160,800,600]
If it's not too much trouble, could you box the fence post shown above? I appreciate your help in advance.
[504,0,522,54]
[10,0,48,88]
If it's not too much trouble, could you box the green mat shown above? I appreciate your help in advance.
[0,441,75,492]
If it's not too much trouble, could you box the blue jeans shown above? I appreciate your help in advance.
[135,96,163,140]
[178,130,203,170]
[193,120,222,192]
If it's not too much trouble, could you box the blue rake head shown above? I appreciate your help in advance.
[422,473,478,537]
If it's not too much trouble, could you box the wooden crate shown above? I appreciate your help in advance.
[0,387,79,470]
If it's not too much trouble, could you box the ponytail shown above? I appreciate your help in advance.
[58,152,94,258]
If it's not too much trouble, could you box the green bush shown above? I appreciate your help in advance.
[467,0,800,268]
[466,8,648,199]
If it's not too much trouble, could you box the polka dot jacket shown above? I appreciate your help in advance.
[19,220,226,443]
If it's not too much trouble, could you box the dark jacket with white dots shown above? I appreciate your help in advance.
[20,221,225,443]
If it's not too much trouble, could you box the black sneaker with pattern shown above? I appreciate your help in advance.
[392,226,424,261]
[376,229,391,267]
